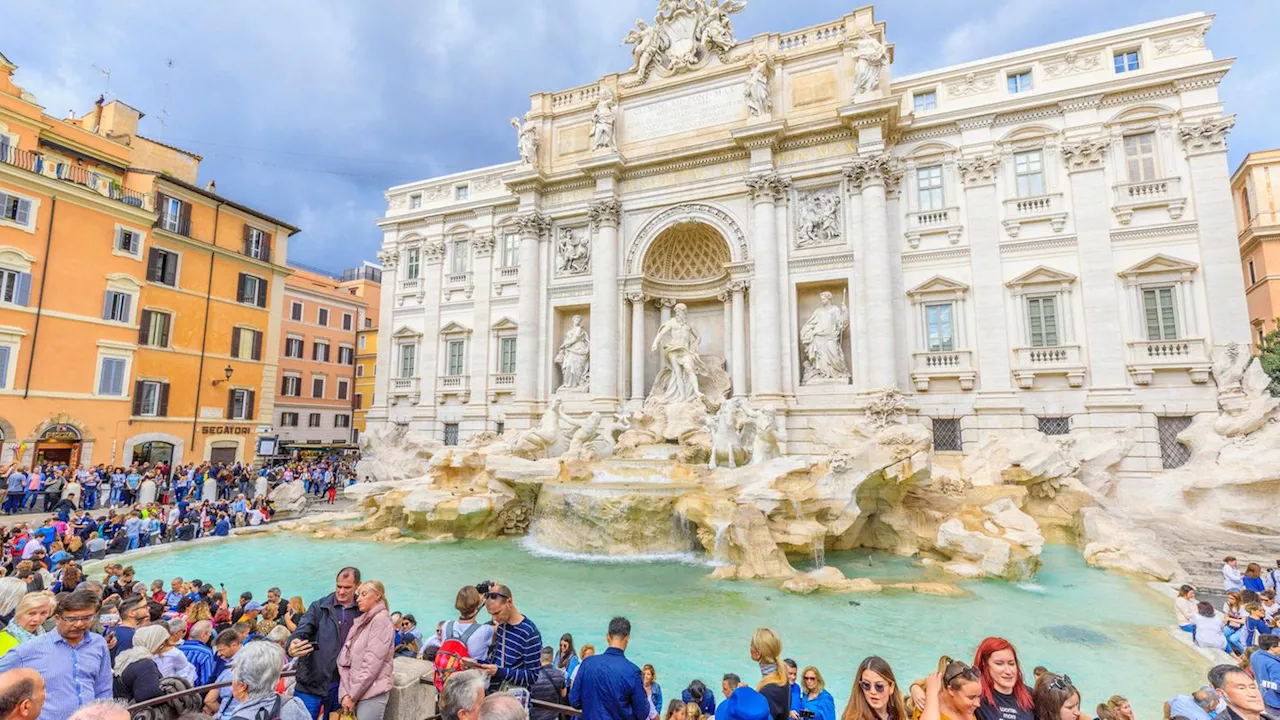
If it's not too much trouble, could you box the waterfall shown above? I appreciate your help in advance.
[711,520,731,564]
[812,537,826,569]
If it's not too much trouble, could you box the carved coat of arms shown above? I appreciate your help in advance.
[622,0,746,86]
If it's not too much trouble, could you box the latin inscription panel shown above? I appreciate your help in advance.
[623,83,744,143]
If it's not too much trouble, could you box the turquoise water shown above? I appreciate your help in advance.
[126,537,1205,716]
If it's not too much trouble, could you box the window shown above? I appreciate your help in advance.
[0,346,9,389]
[354,393,363,409]
[312,341,330,363]
[335,414,350,428]
[116,227,142,256]
[1142,287,1179,341]
[160,196,183,234]
[342,313,353,331]
[290,302,303,321]
[1243,188,1253,225]
[932,419,962,452]
[0,269,31,306]
[337,346,354,365]
[139,310,172,348]
[495,421,505,436]
[134,380,165,417]
[243,226,270,261]
[410,194,422,209]
[443,423,459,446]
[1249,260,1257,286]
[1037,416,1070,436]
[913,91,937,113]
[98,357,127,396]
[1124,133,1157,183]
[282,375,301,397]
[916,165,943,211]
[359,335,367,350]
[456,184,470,201]
[1026,296,1060,348]
[356,364,365,378]
[1013,150,1045,198]
[0,192,33,227]
[399,344,416,378]
[231,327,263,361]
[237,273,267,308]
[308,413,322,427]
[1007,71,1032,94]
[312,377,325,398]
[1157,416,1192,469]
[406,250,420,280]
[502,233,519,268]
[317,308,329,327]
[447,340,466,376]
[337,379,349,400]
[1114,50,1140,74]
[285,337,304,359]
[499,337,517,374]
[451,240,469,274]
[280,412,299,427]
[365,318,373,328]
[146,248,179,286]
[102,291,132,323]
[925,303,955,352]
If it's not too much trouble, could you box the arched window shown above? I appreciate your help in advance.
[133,441,174,466]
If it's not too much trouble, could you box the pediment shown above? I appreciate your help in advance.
[105,273,144,290]
[390,325,423,339]
[907,275,969,298]
[490,317,518,331]
[439,321,472,336]
[1006,265,1077,288]
[1118,253,1198,278]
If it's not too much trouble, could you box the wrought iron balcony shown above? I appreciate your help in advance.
[0,145,152,211]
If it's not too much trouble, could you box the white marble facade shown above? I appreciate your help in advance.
[368,5,1248,474]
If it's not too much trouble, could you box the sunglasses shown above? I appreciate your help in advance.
[486,592,509,601]
[1048,675,1073,691]
[944,664,979,686]
[860,681,887,693]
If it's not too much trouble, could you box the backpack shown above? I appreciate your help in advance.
[433,621,483,692]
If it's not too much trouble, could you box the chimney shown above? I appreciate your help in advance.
[205,180,217,192]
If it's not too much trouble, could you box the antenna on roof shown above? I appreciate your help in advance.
[158,57,175,139]
[92,64,112,99]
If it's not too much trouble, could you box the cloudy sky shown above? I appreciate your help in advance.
[6,1,1274,271]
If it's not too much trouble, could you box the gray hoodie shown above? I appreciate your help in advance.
[223,693,311,720]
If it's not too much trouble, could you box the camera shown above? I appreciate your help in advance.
[798,710,815,719]
[475,580,494,595]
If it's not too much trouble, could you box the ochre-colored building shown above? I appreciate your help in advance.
[343,263,382,437]
[0,51,299,467]
[1233,150,1280,349]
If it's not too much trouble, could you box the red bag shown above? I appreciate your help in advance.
[433,621,482,693]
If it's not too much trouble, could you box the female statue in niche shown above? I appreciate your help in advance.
[800,291,850,383]
[555,315,591,391]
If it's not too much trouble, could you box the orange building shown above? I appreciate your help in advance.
[341,262,382,437]
[0,51,299,468]
[1234,150,1280,349]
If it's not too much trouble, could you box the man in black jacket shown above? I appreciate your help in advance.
[287,566,362,719]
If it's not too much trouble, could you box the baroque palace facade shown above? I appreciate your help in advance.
[369,4,1247,474]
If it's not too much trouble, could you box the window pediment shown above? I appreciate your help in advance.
[490,317,518,332]
[0,246,35,272]
[390,325,423,339]
[439,321,472,337]
[907,275,969,302]
[1118,253,1197,285]
[105,273,144,292]
[1007,265,1076,295]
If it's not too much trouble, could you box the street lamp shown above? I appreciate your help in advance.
[211,364,235,387]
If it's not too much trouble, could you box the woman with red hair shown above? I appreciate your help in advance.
[972,637,1034,720]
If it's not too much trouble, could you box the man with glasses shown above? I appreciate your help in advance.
[288,566,363,719]
[0,588,111,720]
[474,584,543,693]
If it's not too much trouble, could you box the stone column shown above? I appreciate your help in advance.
[957,156,1013,394]
[1062,138,1131,391]
[373,246,399,411]
[513,213,549,402]
[1178,116,1251,346]
[730,281,748,396]
[420,240,447,409]
[588,199,622,402]
[746,173,789,398]
[626,292,647,401]
[843,156,896,389]
[468,234,496,405]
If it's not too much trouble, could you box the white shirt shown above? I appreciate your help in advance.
[1192,611,1228,650]
[1224,563,1244,592]
[248,509,264,526]
[156,648,197,685]
[20,539,43,560]
[1175,597,1198,626]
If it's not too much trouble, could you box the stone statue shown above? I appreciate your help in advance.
[697,0,744,57]
[591,88,618,152]
[800,291,850,382]
[555,315,590,391]
[139,477,157,506]
[795,190,841,247]
[848,26,888,97]
[744,53,772,117]
[254,474,269,499]
[556,227,590,276]
[742,403,786,464]
[1211,341,1254,406]
[623,19,668,79]
[706,397,747,469]
[650,302,704,403]
[506,398,576,459]
[567,412,604,458]
[510,112,539,167]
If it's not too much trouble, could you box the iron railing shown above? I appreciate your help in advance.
[0,144,151,210]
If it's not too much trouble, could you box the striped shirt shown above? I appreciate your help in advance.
[487,616,543,690]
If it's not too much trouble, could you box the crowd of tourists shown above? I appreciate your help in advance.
[1172,558,1280,659]
[0,563,1270,720]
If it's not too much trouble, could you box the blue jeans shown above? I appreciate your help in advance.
[175,486,186,502]
[295,681,341,720]
[1180,623,1196,641]
[83,488,97,509]
[3,493,20,514]
[1226,626,1247,654]
[126,535,139,551]
[21,490,38,509]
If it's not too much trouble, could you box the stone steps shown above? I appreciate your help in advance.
[1132,518,1279,599]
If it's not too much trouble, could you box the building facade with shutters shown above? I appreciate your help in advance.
[1232,149,1280,349]
[0,51,299,468]
[273,266,368,455]
[368,7,1250,477]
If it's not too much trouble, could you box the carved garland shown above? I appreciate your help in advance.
[625,203,749,274]
[472,235,496,257]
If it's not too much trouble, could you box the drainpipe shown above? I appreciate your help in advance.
[23,197,56,398]
[190,201,226,450]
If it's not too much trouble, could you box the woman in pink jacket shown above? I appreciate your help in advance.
[339,580,396,719]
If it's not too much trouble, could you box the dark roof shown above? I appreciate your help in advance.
[159,174,301,235]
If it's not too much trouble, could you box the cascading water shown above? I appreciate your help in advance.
[812,537,826,569]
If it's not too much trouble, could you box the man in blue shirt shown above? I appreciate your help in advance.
[2,466,26,515]
[569,616,652,720]
[1252,635,1280,717]
[0,587,112,720]
[180,620,218,686]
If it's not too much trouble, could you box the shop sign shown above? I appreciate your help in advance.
[200,425,254,435]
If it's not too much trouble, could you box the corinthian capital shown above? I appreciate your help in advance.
[956,155,1001,187]
[624,290,648,304]
[842,154,893,190]
[1061,137,1109,172]
[513,212,552,238]
[588,198,622,229]
[1178,115,1235,157]
[746,173,791,203]
[376,248,399,270]
[423,240,447,264]
[472,234,496,257]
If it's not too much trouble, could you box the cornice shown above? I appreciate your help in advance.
[619,148,750,180]
[1110,220,1199,243]
[788,250,856,272]
[901,247,970,266]
[777,128,854,151]
[998,235,1078,255]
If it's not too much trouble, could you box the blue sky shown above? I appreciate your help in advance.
[6,1,1275,271]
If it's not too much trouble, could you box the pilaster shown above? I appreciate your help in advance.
[588,199,622,405]
[746,172,789,399]
[513,212,551,406]
[843,154,897,390]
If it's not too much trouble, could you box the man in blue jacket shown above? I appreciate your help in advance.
[1251,634,1280,717]
[570,616,652,720]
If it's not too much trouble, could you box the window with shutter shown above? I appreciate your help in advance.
[290,302,303,321]
[447,340,466,376]
[98,357,127,396]
[251,330,263,361]
[400,345,416,378]
[1124,133,1157,183]
[0,346,10,389]
[318,308,329,327]
[1014,150,1045,198]
[137,381,162,416]
[312,377,325,398]
[1142,287,1179,341]
[343,313,353,331]
[499,337,517,374]
[255,277,267,308]
[1026,296,1060,348]
[337,380,349,400]
[103,291,132,322]
[0,270,31,306]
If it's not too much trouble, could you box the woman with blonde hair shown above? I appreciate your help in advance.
[0,592,54,656]
[798,666,837,720]
[338,580,395,719]
[1097,696,1133,720]
[1031,673,1080,720]
[841,656,908,720]
[665,699,688,720]
[751,628,792,720]
[284,595,305,632]
[919,657,983,720]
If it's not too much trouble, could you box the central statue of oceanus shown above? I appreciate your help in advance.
[650,303,707,403]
